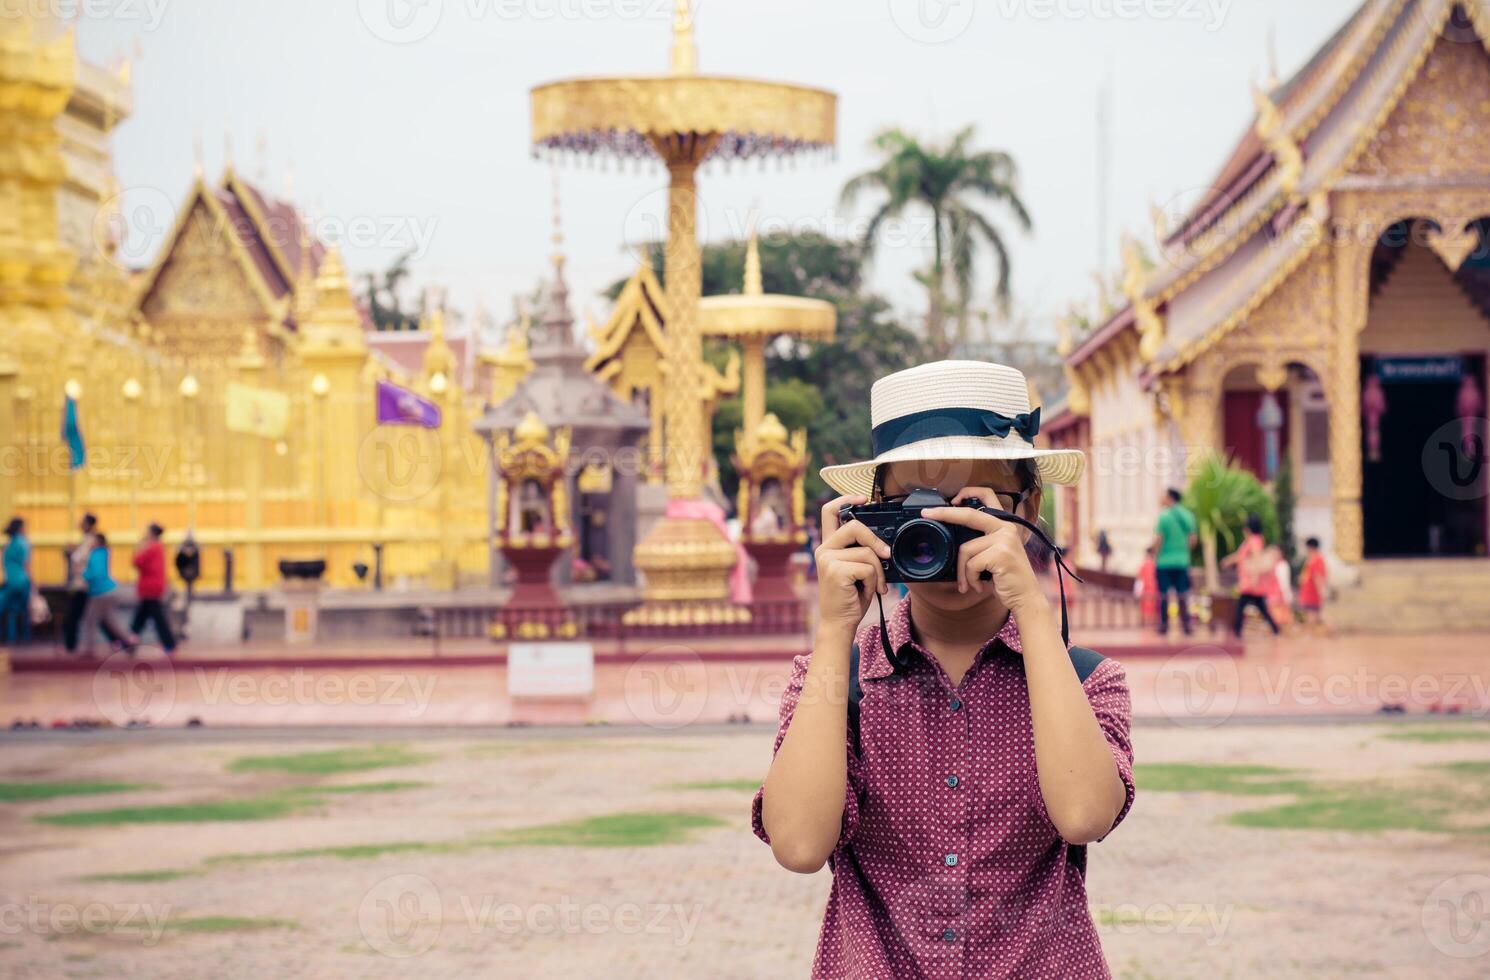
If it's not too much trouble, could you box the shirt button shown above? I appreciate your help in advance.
[942,928,957,942]
[945,775,959,788]
[945,853,958,867]
[949,697,962,712]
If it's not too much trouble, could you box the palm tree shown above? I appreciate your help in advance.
[1184,454,1279,594]
[840,125,1032,355]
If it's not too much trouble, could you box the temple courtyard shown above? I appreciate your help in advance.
[0,718,1487,978]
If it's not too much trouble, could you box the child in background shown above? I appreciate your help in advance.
[1134,546,1160,627]
[1263,544,1294,630]
[1298,537,1329,633]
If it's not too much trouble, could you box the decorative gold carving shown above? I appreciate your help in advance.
[493,411,574,547]
[1121,235,1165,362]
[1427,221,1481,271]
[1253,85,1304,199]
[733,413,808,543]
[531,76,836,158]
[1349,31,1490,181]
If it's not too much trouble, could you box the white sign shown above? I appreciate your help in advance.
[507,643,595,699]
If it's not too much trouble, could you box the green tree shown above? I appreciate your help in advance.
[840,125,1032,356]
[1273,455,1298,570]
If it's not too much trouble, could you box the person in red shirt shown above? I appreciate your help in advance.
[130,523,176,653]
[1298,536,1329,633]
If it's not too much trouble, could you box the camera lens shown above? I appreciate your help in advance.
[892,519,953,581]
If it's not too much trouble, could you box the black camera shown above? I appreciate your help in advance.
[839,489,985,583]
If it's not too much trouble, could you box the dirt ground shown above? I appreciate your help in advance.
[1,721,1488,979]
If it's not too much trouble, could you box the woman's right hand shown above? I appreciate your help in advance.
[814,495,890,635]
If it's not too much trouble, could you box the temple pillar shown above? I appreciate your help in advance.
[1330,230,1369,564]
[233,332,266,588]
[0,358,16,525]
[741,334,767,433]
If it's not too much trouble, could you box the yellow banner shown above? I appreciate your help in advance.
[225,381,290,438]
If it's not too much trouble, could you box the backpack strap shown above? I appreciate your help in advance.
[847,642,864,756]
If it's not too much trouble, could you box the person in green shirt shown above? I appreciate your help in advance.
[1152,488,1197,636]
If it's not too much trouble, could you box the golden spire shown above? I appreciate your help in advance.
[743,230,763,296]
[302,245,364,351]
[293,214,318,323]
[669,0,697,75]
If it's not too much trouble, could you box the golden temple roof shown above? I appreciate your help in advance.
[1068,0,1490,378]
[699,233,837,341]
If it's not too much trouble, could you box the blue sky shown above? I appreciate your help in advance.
[77,0,1363,338]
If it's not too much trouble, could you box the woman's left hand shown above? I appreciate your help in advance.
[922,489,1048,619]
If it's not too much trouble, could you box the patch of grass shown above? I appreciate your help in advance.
[169,916,297,934]
[1229,789,1459,834]
[227,746,429,775]
[204,810,726,867]
[80,869,198,884]
[493,811,725,848]
[1380,726,1490,743]
[39,781,421,827]
[1134,763,1314,796]
[226,745,429,775]
[0,781,145,802]
[669,779,760,793]
[208,839,455,865]
[38,796,304,827]
[282,781,426,796]
[1434,760,1490,776]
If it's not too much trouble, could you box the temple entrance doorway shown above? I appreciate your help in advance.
[1360,354,1487,557]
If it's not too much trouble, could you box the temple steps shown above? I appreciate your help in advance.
[1330,558,1490,633]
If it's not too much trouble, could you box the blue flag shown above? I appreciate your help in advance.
[62,395,85,470]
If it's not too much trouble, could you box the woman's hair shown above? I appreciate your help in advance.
[94,533,109,548]
[4,517,22,538]
[1246,514,1264,535]
[148,522,164,538]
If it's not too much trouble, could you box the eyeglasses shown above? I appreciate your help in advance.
[880,487,1035,516]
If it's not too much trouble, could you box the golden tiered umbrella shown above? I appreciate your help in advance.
[700,231,836,434]
[531,0,836,606]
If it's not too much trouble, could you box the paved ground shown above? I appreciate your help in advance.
[1,721,1488,978]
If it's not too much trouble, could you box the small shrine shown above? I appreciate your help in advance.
[476,215,650,590]
[733,413,809,604]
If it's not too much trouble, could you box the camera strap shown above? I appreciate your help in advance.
[873,507,1084,672]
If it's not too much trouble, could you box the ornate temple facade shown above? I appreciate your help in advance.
[1052,0,1490,629]
[1,12,489,592]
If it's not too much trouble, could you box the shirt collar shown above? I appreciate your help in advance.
[861,595,1027,680]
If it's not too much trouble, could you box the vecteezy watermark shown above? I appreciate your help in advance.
[888,0,1234,43]
[1422,874,1490,960]
[0,0,171,31]
[1151,649,1241,728]
[355,0,677,44]
[0,444,175,487]
[91,651,177,727]
[0,898,173,946]
[359,874,444,958]
[1423,417,1489,503]
[886,0,977,44]
[622,645,709,730]
[358,426,446,504]
[357,875,704,957]
[1092,901,1234,946]
[92,660,439,724]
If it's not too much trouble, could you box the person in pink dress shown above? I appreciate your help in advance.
[1222,515,1281,638]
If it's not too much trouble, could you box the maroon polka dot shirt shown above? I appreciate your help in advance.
[753,597,1136,978]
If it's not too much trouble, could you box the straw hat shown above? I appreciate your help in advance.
[819,360,1085,498]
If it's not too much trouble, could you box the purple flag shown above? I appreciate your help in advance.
[376,380,442,428]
